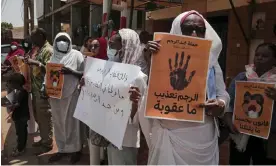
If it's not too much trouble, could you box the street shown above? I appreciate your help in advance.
[1,90,90,165]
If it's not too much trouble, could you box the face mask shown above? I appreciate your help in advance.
[56,41,69,52]
[24,43,29,47]
[11,45,17,50]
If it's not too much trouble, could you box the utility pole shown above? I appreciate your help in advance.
[23,0,35,38]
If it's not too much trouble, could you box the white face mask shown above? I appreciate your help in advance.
[11,45,17,51]
[56,41,69,52]
[24,43,29,47]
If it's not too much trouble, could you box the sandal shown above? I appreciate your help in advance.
[11,149,25,157]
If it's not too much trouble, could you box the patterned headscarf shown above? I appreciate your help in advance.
[119,28,149,75]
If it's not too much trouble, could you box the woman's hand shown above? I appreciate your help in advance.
[199,99,225,117]
[146,40,161,53]
[61,66,73,75]
[265,87,276,101]
[223,112,239,134]
[24,57,39,66]
[129,86,141,119]
[129,86,141,104]
[79,77,85,88]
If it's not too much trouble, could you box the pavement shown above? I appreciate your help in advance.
[1,90,91,165]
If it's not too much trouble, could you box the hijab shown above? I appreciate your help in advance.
[170,10,222,67]
[50,32,84,98]
[94,37,108,60]
[50,32,83,71]
[118,28,149,75]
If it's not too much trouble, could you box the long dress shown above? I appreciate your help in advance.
[48,33,85,153]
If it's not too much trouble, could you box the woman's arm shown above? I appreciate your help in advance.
[214,61,230,112]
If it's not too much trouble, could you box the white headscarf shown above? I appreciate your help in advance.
[138,11,228,165]
[170,10,222,67]
[50,32,83,71]
[119,29,149,75]
[49,32,84,98]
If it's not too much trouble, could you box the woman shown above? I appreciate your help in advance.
[81,29,146,165]
[106,29,148,165]
[140,10,230,165]
[2,41,25,70]
[86,37,108,165]
[224,43,276,165]
[90,38,108,60]
[45,32,84,164]
[80,36,93,54]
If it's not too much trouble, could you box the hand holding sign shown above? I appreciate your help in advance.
[169,51,196,91]
[265,87,276,101]
[61,66,73,75]
[199,99,225,117]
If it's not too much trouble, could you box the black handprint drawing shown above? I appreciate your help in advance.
[169,51,196,91]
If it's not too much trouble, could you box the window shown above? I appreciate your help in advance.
[1,46,10,54]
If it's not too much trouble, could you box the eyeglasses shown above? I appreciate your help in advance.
[181,24,206,37]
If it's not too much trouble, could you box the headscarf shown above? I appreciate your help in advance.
[5,41,25,62]
[118,28,149,75]
[138,11,226,165]
[94,37,108,60]
[170,10,222,67]
[50,32,83,71]
[49,32,84,98]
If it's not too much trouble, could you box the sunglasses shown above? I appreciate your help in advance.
[181,25,206,36]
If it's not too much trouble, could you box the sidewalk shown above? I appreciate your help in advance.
[1,90,90,165]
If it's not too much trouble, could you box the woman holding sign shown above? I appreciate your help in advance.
[107,29,149,165]
[141,11,230,165]
[225,43,276,164]
[44,32,84,164]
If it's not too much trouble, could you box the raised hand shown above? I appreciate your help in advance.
[169,51,196,91]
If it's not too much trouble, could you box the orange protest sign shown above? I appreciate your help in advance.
[145,33,212,122]
[233,81,275,139]
[9,56,21,73]
[46,63,64,99]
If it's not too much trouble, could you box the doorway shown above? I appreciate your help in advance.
[207,16,228,80]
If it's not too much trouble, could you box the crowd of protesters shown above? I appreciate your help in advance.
[1,10,276,165]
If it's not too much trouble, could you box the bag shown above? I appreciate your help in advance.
[89,130,110,147]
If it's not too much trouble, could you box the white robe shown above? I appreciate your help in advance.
[48,32,85,152]
[137,11,230,165]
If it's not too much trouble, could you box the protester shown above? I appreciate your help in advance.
[139,10,230,165]
[107,31,120,62]
[224,43,276,165]
[1,73,29,157]
[24,28,53,154]
[80,36,93,54]
[21,37,33,54]
[90,38,108,60]
[109,29,149,76]
[44,32,84,164]
[3,41,25,66]
[107,28,148,165]
[82,37,109,165]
